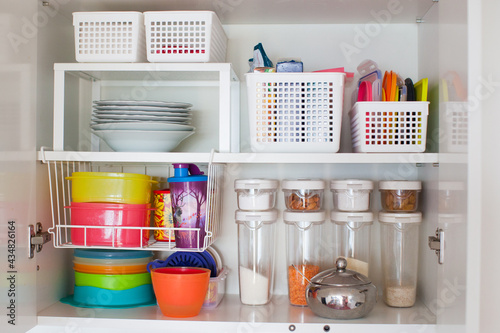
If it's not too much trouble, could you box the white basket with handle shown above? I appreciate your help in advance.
[246,73,346,153]
[349,102,429,153]
[144,11,227,63]
[73,12,146,63]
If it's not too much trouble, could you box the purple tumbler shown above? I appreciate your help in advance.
[168,164,208,249]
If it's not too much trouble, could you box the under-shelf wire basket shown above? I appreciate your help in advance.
[46,160,224,251]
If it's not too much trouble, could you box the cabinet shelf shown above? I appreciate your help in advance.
[37,295,436,332]
[39,150,439,164]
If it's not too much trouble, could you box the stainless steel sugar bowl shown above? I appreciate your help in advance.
[306,257,377,319]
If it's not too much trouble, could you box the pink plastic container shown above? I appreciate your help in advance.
[67,202,151,247]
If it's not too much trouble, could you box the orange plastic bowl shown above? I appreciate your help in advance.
[73,262,148,275]
[150,267,210,318]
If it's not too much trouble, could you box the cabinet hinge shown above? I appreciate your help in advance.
[428,228,444,264]
[28,222,52,259]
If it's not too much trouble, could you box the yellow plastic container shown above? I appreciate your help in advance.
[67,172,157,204]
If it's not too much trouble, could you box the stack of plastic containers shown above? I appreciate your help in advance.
[67,249,156,308]
[281,179,326,306]
[234,179,279,305]
[378,181,422,308]
[330,180,374,277]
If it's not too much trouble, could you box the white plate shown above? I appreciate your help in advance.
[92,130,195,152]
[93,105,191,112]
[93,100,192,108]
[91,118,191,124]
[92,114,192,122]
[90,122,195,132]
[93,110,191,117]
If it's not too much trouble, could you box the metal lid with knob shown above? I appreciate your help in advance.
[310,257,372,286]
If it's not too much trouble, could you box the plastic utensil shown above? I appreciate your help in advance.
[74,271,152,290]
[415,78,429,102]
[405,78,415,101]
[357,81,373,101]
[150,267,211,318]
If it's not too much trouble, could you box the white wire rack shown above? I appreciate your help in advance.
[46,160,224,252]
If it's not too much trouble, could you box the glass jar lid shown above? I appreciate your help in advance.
[283,210,326,223]
[310,257,371,286]
[330,211,374,224]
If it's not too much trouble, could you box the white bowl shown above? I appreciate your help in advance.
[92,130,194,152]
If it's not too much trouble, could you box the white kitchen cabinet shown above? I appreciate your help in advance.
[3,0,498,332]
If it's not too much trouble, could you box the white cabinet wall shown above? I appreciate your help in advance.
[4,0,497,332]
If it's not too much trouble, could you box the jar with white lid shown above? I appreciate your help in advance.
[235,210,278,305]
[283,210,325,306]
[330,179,373,212]
[379,211,422,308]
[379,180,421,212]
[234,179,279,211]
[282,179,325,211]
[331,211,373,277]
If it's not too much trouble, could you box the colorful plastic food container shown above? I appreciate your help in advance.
[67,172,156,204]
[67,202,151,247]
[150,267,211,317]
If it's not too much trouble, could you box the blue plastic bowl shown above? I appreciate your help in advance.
[73,284,155,307]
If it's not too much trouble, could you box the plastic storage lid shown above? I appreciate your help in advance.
[378,211,422,224]
[330,179,374,190]
[235,209,278,223]
[74,249,153,260]
[283,210,326,223]
[330,211,374,223]
[69,172,152,181]
[379,180,422,190]
[281,178,325,190]
[234,178,279,190]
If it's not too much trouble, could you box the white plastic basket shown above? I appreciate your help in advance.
[73,12,146,63]
[246,73,346,153]
[349,102,429,153]
[442,102,467,153]
[144,11,227,63]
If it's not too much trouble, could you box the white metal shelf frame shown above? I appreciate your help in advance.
[52,63,240,153]
[46,159,225,252]
[39,150,440,164]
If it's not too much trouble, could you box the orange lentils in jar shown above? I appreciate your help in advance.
[288,264,320,306]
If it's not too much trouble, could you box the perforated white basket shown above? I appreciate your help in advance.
[144,11,227,63]
[73,12,146,63]
[349,102,429,153]
[246,73,346,153]
[441,102,467,153]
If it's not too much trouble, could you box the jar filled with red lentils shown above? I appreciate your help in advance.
[283,210,325,306]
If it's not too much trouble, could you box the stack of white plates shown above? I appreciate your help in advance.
[90,100,195,152]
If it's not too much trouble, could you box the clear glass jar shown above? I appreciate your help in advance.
[235,210,278,305]
[379,212,422,308]
[331,211,373,277]
[330,179,373,212]
[379,180,421,212]
[282,179,325,211]
[234,179,279,211]
[283,210,325,306]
